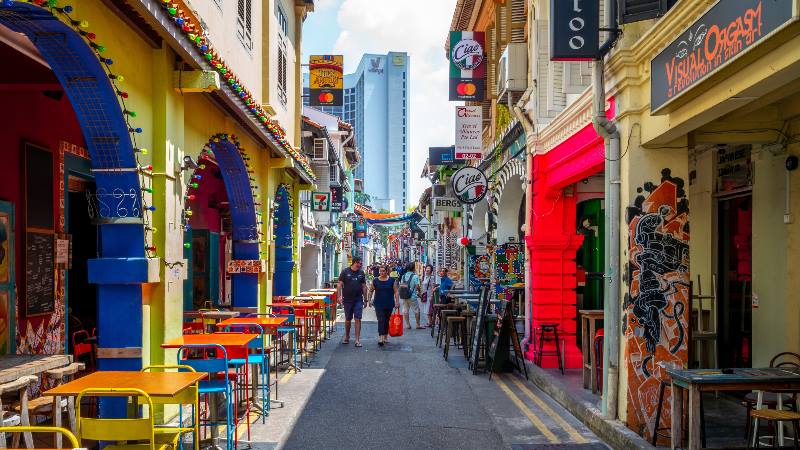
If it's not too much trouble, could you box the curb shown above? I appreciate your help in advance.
[521,360,656,450]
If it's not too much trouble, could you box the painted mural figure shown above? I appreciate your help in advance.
[632,204,689,358]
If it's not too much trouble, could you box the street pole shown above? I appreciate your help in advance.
[592,0,620,421]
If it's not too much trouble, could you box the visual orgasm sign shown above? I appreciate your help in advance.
[449,31,486,101]
[650,0,793,112]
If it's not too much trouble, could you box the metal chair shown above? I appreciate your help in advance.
[140,365,200,448]
[178,344,234,450]
[220,323,270,423]
[0,426,78,448]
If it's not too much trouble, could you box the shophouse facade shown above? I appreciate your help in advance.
[0,0,316,387]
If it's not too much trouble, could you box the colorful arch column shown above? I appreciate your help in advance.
[273,184,294,296]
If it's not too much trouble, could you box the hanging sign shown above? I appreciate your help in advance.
[449,31,486,101]
[455,106,483,159]
[330,186,344,212]
[650,0,794,112]
[309,55,344,107]
[451,166,488,204]
[227,259,266,273]
[433,197,461,212]
[429,146,465,166]
[312,192,331,211]
[550,0,600,61]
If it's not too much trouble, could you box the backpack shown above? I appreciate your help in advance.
[399,272,413,299]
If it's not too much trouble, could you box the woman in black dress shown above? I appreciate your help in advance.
[369,265,399,346]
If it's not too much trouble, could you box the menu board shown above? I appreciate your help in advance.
[25,232,55,316]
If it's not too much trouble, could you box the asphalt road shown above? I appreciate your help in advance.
[247,306,608,450]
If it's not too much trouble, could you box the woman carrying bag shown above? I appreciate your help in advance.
[369,265,400,346]
[420,264,435,327]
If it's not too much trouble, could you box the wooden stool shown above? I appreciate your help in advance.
[437,309,459,348]
[535,323,564,374]
[748,409,800,449]
[0,375,38,449]
[651,380,705,447]
[461,311,476,359]
[35,363,85,448]
[444,316,467,361]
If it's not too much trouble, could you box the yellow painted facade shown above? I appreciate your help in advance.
[605,0,800,427]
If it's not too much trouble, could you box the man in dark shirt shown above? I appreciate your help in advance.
[337,257,368,347]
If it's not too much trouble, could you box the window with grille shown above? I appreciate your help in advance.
[237,0,253,51]
[329,165,339,184]
[276,3,289,35]
[312,139,328,161]
[278,40,288,105]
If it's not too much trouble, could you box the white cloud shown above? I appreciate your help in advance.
[313,0,338,11]
[328,0,458,208]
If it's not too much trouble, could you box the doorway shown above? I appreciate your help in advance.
[717,194,752,368]
[66,176,97,352]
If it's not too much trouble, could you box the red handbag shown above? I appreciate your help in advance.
[389,310,404,337]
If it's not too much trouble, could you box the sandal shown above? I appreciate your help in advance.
[342,339,350,344]
[354,342,363,348]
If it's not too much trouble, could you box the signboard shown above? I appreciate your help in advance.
[330,186,344,212]
[55,235,71,269]
[25,231,55,316]
[449,31,486,101]
[433,197,461,212]
[550,0,600,61]
[309,55,344,107]
[455,106,482,159]
[227,259,266,273]
[428,146,464,166]
[716,145,753,193]
[342,231,352,252]
[312,192,331,211]
[651,0,794,112]
[451,166,488,204]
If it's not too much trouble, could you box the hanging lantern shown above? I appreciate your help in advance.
[460,236,471,246]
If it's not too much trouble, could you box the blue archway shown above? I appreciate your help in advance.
[185,134,260,308]
[273,184,294,296]
[0,2,147,371]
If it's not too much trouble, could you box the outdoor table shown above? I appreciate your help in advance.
[296,294,333,339]
[44,370,205,450]
[579,310,604,394]
[183,310,240,320]
[667,367,800,450]
[272,301,319,357]
[0,355,72,384]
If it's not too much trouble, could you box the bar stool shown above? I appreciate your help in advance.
[437,308,459,348]
[534,323,564,374]
[651,380,705,447]
[461,311,476,359]
[443,315,467,361]
[747,409,800,449]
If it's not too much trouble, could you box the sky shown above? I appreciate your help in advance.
[301,0,459,209]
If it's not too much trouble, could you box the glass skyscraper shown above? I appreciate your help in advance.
[304,52,409,212]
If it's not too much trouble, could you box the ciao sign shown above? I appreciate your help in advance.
[451,166,488,204]
[452,39,484,70]
[651,0,793,112]
[550,0,599,61]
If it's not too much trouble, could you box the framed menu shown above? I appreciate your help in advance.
[25,231,55,316]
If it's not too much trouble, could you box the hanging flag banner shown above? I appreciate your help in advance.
[455,105,483,159]
[309,55,343,107]
[451,166,488,204]
[449,31,486,101]
[312,192,331,211]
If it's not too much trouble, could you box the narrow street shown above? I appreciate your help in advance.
[248,308,607,450]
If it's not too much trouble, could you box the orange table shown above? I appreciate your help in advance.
[215,316,287,331]
[297,294,334,340]
[44,371,205,450]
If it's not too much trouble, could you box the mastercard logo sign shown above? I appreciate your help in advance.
[456,82,477,96]
[318,92,335,104]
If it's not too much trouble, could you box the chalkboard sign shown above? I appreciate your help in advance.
[25,143,54,230]
[487,298,528,380]
[469,284,490,374]
[25,232,55,316]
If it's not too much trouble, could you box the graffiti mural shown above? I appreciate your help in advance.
[624,169,690,439]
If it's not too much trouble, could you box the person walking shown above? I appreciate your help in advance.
[368,265,399,346]
[337,257,368,347]
[420,264,435,327]
[399,262,422,329]
[437,267,454,304]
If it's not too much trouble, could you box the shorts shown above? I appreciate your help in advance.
[343,301,364,321]
[402,298,420,314]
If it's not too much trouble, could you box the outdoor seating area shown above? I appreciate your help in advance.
[0,289,339,449]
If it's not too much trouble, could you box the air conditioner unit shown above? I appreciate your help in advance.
[497,43,528,104]
[432,184,447,198]
[312,138,328,161]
